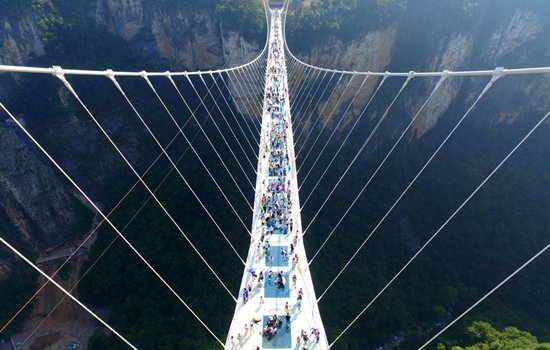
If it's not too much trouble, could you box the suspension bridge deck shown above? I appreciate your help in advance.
[225,8,328,350]
[1,1,548,348]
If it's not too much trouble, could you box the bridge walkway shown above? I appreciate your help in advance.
[225,8,329,350]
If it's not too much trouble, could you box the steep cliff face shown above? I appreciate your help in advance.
[0,2,263,347]
[484,9,543,64]
[305,27,397,129]
[94,0,145,41]
[290,3,550,138]
[0,0,262,251]
[0,14,45,66]
[0,127,83,244]
[92,0,228,69]
[87,0,263,70]
[0,0,262,70]
[302,26,396,73]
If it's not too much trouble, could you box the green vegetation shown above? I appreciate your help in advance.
[0,1,549,349]
[0,0,63,41]
[285,0,490,53]
[35,0,64,42]
[296,72,550,348]
[216,0,266,41]
[0,249,38,340]
[286,0,407,49]
[438,321,550,350]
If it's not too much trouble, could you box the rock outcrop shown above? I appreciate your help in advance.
[0,127,80,244]
[290,5,549,139]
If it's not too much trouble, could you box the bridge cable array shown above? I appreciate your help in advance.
[0,53,268,350]
[328,104,550,348]
[281,1,550,347]
[0,71,229,334]
[0,1,276,346]
[0,101,229,347]
[1,1,550,347]
[0,69,244,345]
[302,74,411,232]
[285,36,550,350]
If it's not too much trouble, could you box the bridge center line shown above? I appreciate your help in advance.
[225,7,328,350]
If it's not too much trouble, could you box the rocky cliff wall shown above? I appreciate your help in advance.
[289,4,550,139]
[0,0,263,251]
[0,2,264,347]
[0,14,45,66]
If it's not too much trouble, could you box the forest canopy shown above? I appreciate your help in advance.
[439,321,550,350]
[216,0,267,41]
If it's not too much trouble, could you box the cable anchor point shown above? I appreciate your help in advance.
[51,65,77,94]
[51,65,64,79]
[491,66,505,82]
[105,69,116,81]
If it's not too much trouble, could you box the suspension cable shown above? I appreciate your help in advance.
[236,67,262,116]
[293,66,312,102]
[229,69,262,129]
[291,69,319,129]
[0,72,224,333]
[298,73,388,211]
[419,185,550,348]
[244,62,264,110]
[111,74,246,264]
[0,102,226,346]
[293,71,336,143]
[299,75,368,189]
[290,63,307,96]
[234,68,263,119]
[301,74,409,221]
[330,90,547,350]
[318,70,503,303]
[53,69,237,300]
[291,67,315,112]
[287,63,304,103]
[197,74,258,171]
[244,62,265,112]
[168,75,254,209]
[0,76,223,334]
[292,70,328,133]
[249,59,268,113]
[296,73,344,155]
[291,69,323,130]
[244,62,265,111]
[15,126,211,347]
[287,61,300,91]
[219,71,261,138]
[185,74,256,187]
[210,71,260,151]
[308,74,448,264]
[298,73,358,173]
[144,75,252,236]
[245,61,266,121]
[0,234,138,349]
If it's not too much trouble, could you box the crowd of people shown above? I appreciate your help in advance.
[230,9,324,349]
[258,12,297,344]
